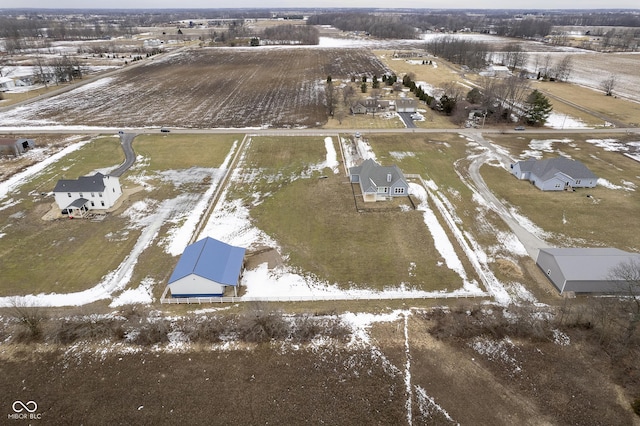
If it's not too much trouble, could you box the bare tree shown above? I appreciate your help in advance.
[8,297,46,342]
[609,258,640,314]
[553,55,574,82]
[601,74,617,96]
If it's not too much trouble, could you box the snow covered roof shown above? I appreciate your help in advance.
[54,172,107,193]
[168,237,245,286]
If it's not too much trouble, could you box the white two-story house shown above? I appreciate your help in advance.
[53,173,122,217]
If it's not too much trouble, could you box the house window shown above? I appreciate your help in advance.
[91,201,95,207]
[378,187,388,193]
[113,188,115,192]
[576,180,581,184]
[99,193,103,197]
[91,192,95,197]
[394,187,405,194]
[67,192,72,197]
[79,193,83,198]
[547,269,551,276]
[101,201,105,207]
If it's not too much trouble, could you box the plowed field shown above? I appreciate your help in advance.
[1,47,390,129]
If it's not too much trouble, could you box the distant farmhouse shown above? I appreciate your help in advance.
[168,237,246,298]
[349,158,409,202]
[0,138,35,156]
[511,157,597,191]
[350,98,392,115]
[537,248,640,294]
[53,172,122,218]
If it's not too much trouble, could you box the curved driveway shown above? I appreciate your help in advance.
[462,131,551,260]
[110,133,137,177]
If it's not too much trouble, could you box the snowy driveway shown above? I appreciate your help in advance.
[463,131,551,260]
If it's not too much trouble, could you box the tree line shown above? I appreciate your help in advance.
[261,24,319,45]
[306,13,418,39]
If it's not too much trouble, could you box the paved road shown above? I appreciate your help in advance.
[110,133,137,177]
[2,126,639,136]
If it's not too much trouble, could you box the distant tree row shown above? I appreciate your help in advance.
[306,13,418,39]
[262,24,319,45]
[424,36,489,69]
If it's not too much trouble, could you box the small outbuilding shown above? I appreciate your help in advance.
[168,237,246,298]
[536,247,640,294]
[0,138,35,156]
[511,157,597,191]
[349,158,409,202]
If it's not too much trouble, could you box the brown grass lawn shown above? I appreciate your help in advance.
[484,133,640,250]
[0,134,237,298]
[0,137,133,295]
[532,80,640,127]
[242,136,467,291]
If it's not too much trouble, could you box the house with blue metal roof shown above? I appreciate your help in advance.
[168,237,246,297]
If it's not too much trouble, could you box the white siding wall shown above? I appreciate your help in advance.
[169,274,225,296]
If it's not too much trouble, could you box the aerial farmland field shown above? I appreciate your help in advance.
[0,48,389,129]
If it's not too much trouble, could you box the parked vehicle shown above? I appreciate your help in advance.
[160,128,170,133]
[514,126,526,131]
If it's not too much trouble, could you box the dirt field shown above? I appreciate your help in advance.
[0,47,389,129]
[1,306,637,425]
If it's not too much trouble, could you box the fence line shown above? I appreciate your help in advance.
[159,292,487,304]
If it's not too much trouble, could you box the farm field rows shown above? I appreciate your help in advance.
[0,47,390,129]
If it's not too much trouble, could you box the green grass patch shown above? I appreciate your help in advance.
[133,134,239,171]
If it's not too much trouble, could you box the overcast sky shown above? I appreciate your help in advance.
[2,1,639,10]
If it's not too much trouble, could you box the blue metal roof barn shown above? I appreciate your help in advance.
[168,237,246,298]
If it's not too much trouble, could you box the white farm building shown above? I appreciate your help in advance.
[168,237,246,298]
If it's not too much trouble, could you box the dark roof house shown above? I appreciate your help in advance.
[511,157,597,191]
[349,158,409,202]
[53,172,123,217]
[168,237,246,298]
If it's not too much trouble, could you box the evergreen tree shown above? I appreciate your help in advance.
[524,89,553,126]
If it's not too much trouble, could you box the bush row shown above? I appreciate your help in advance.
[1,304,351,346]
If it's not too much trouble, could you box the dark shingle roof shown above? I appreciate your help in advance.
[531,157,597,181]
[53,173,106,193]
[349,159,405,193]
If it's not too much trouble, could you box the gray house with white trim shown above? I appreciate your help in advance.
[349,158,409,202]
[511,157,597,191]
[53,172,122,217]
[536,247,640,294]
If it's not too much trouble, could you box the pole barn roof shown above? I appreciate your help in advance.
[536,247,640,293]
[168,237,245,286]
